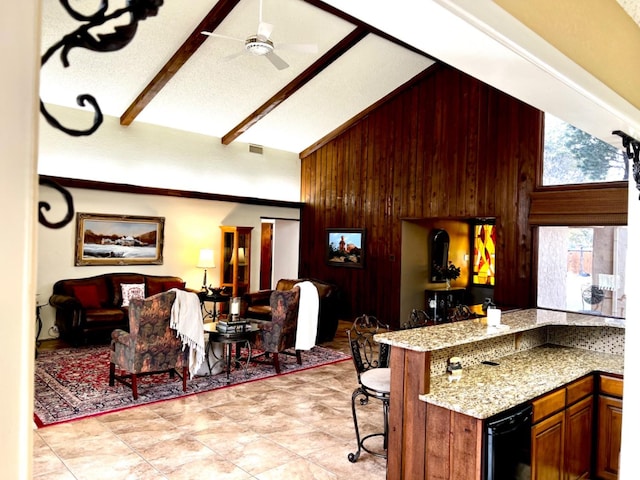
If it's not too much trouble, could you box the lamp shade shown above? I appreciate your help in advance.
[197,249,215,268]
[230,247,247,266]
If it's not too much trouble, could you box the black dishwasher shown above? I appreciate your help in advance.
[483,403,533,480]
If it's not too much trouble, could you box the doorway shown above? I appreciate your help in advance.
[259,218,300,289]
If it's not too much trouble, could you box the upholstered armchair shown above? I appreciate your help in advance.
[251,287,301,374]
[109,290,189,399]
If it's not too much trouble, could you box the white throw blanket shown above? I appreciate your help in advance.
[169,289,205,378]
[294,281,319,350]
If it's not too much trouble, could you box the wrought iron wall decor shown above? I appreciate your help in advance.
[38,177,75,229]
[613,130,640,199]
[38,0,164,228]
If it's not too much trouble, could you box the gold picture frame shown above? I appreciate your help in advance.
[75,213,164,266]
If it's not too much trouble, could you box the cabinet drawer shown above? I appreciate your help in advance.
[567,375,594,405]
[600,375,623,398]
[533,388,566,423]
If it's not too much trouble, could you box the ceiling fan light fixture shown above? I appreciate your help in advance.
[245,36,274,56]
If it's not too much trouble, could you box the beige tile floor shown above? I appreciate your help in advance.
[33,322,388,479]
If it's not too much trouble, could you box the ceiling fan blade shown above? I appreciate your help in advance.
[277,42,319,54]
[201,31,244,43]
[257,21,273,41]
[265,51,289,70]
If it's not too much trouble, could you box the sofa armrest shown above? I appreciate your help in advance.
[243,290,273,306]
[49,294,82,310]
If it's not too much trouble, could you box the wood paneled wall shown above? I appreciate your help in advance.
[299,65,543,328]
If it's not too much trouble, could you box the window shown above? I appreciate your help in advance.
[543,114,627,186]
[537,226,626,318]
[472,221,496,286]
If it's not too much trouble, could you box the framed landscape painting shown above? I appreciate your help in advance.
[326,228,365,268]
[75,213,165,266]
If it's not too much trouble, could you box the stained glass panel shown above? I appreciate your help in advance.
[473,223,496,286]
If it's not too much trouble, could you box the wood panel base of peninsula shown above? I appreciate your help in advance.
[387,346,483,479]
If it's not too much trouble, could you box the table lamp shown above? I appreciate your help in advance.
[197,248,215,290]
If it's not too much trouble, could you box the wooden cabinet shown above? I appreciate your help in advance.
[565,396,594,480]
[531,375,594,480]
[219,226,253,297]
[532,410,565,479]
[596,375,623,480]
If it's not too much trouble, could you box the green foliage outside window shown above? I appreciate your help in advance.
[543,114,627,185]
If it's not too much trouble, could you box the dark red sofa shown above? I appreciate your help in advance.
[49,272,193,345]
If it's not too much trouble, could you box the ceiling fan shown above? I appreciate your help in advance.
[201,0,318,70]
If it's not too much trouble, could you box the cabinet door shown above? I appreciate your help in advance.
[564,395,593,480]
[220,226,252,297]
[597,396,623,480]
[532,410,565,480]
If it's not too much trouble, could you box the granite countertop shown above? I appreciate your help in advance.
[419,345,624,419]
[374,308,625,352]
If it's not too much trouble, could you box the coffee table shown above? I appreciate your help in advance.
[203,321,260,384]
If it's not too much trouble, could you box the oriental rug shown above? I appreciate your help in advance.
[34,344,350,427]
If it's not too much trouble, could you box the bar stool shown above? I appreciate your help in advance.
[346,314,390,462]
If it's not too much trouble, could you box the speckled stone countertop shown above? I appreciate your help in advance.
[374,308,625,352]
[419,345,624,419]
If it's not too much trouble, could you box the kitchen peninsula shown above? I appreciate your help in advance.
[374,308,625,480]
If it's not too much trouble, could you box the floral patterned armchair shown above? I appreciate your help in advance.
[251,287,301,374]
[109,290,188,399]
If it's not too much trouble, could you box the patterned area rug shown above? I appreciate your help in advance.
[34,344,350,427]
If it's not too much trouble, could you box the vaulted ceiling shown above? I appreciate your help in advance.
[39,0,640,156]
[39,0,434,154]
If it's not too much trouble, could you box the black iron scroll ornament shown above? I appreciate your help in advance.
[613,130,640,199]
[38,0,164,228]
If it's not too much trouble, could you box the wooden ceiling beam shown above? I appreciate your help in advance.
[301,0,433,59]
[221,25,369,145]
[119,0,242,126]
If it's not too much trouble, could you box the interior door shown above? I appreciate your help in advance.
[260,222,273,290]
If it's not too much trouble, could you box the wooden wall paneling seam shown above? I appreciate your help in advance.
[430,72,444,216]
[408,85,421,219]
[517,108,539,284]
[369,110,383,312]
[452,70,465,217]
[476,87,490,215]
[497,98,514,294]
[421,77,436,218]
[338,136,345,223]
[465,80,481,217]
[327,139,337,229]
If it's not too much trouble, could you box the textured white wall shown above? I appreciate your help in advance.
[38,105,301,202]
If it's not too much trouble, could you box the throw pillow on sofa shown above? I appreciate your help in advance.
[121,283,146,307]
[73,284,102,308]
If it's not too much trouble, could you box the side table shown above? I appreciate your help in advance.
[203,321,259,384]
[198,291,230,322]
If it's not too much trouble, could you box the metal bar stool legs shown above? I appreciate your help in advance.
[348,386,390,462]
